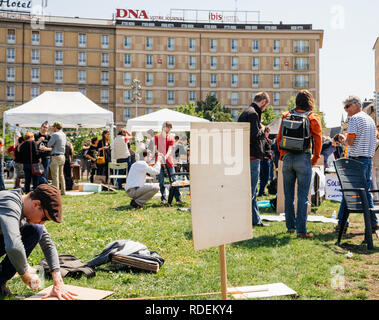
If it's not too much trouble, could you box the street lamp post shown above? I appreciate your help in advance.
[131,79,142,118]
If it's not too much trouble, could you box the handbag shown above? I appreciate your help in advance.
[96,141,106,165]
[30,141,45,176]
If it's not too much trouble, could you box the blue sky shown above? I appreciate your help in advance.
[39,0,378,128]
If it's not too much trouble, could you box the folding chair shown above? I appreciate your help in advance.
[108,162,128,188]
[333,158,376,250]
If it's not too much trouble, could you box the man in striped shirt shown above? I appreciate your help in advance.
[336,96,379,233]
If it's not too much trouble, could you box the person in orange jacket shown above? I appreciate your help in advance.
[277,90,322,238]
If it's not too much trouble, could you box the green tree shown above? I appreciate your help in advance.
[196,94,234,122]
[262,105,279,126]
[175,102,203,118]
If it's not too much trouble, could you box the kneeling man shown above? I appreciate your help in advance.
[125,150,163,209]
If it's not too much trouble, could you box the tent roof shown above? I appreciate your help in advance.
[3,91,114,128]
[126,108,209,132]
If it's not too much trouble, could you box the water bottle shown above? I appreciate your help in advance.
[331,210,337,219]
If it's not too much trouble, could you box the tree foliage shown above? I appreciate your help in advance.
[195,94,234,122]
[262,105,279,126]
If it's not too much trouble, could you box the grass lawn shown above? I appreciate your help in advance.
[4,191,379,300]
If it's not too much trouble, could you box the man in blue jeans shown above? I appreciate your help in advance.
[336,96,379,234]
[238,92,271,226]
[35,121,51,185]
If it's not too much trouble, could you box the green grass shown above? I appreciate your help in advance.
[4,191,379,300]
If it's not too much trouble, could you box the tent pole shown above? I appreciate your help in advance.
[2,120,5,189]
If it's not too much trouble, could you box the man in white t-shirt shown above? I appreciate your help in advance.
[336,96,378,234]
[125,150,163,209]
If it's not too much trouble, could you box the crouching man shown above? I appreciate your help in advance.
[0,184,77,299]
[125,150,163,209]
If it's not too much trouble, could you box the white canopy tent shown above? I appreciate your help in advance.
[126,108,209,132]
[3,91,114,129]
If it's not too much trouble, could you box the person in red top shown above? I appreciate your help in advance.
[154,121,183,205]
[277,90,322,238]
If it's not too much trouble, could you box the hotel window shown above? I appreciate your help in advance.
[252,57,259,70]
[232,110,239,121]
[78,70,86,84]
[101,53,109,66]
[273,92,280,105]
[31,87,40,99]
[101,34,109,48]
[123,108,131,121]
[231,92,239,105]
[31,68,40,82]
[168,55,175,68]
[145,72,153,86]
[168,73,175,86]
[231,74,238,87]
[273,75,280,88]
[146,55,153,68]
[146,37,153,50]
[273,57,280,70]
[7,29,16,43]
[55,32,63,46]
[189,39,196,51]
[6,67,15,81]
[124,36,131,49]
[146,91,153,104]
[189,91,196,103]
[294,75,309,88]
[189,74,196,87]
[273,40,280,53]
[168,91,175,104]
[55,69,63,83]
[101,71,109,85]
[78,52,86,66]
[55,88,63,92]
[168,38,175,51]
[7,48,15,62]
[78,88,86,96]
[294,57,309,70]
[124,54,131,67]
[210,91,217,99]
[78,34,87,48]
[32,31,40,45]
[146,108,153,114]
[210,39,217,52]
[31,49,40,64]
[293,40,309,53]
[252,40,259,52]
[55,51,63,65]
[6,86,15,100]
[189,56,196,69]
[124,72,131,85]
[101,89,109,103]
[124,90,131,103]
[231,39,238,52]
[210,56,217,69]
[231,57,239,70]
[210,74,217,87]
[252,74,259,88]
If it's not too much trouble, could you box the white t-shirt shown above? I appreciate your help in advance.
[347,111,376,158]
[125,160,161,192]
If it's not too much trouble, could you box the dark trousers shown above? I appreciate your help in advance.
[258,159,271,196]
[23,164,39,194]
[0,224,44,283]
[116,157,131,189]
[38,157,50,185]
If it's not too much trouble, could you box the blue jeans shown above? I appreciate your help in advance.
[0,162,5,191]
[337,157,378,228]
[116,157,131,189]
[23,163,39,194]
[38,157,50,185]
[158,166,181,202]
[0,224,44,283]
[258,159,271,196]
[282,153,313,235]
[250,160,262,225]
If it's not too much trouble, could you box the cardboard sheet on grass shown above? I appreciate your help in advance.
[190,122,252,251]
[25,285,114,300]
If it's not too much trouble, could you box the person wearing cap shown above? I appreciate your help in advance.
[0,184,77,299]
[40,122,67,195]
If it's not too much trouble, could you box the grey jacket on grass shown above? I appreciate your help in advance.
[0,189,60,275]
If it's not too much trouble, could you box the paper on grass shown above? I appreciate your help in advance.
[228,283,297,299]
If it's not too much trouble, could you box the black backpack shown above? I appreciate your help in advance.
[279,110,312,153]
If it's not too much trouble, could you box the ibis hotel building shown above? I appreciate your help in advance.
[0,8,324,127]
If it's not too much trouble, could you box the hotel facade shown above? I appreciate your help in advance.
[0,10,324,127]
[374,37,379,118]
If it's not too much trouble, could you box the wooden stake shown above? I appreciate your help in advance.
[219,244,228,300]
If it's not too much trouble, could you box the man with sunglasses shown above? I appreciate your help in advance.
[335,96,379,234]
[0,184,77,299]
